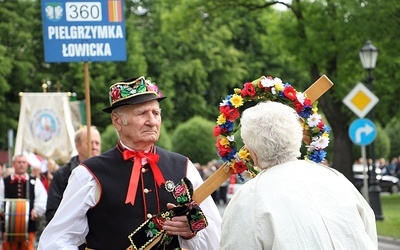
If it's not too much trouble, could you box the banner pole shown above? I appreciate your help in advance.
[84,62,92,157]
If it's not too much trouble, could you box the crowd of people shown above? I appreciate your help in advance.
[0,125,101,249]
[354,156,400,187]
[376,157,400,179]
[0,76,378,249]
[194,159,230,206]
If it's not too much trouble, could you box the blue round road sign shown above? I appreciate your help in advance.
[348,118,377,146]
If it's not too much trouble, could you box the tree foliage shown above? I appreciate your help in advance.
[1,0,399,182]
[100,124,119,153]
[171,116,217,165]
[0,0,42,148]
[385,117,400,159]
[156,124,172,151]
[203,0,400,179]
[374,123,390,160]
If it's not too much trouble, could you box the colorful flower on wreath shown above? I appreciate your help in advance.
[214,75,330,178]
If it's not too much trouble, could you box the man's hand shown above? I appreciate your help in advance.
[162,203,196,239]
[31,208,39,221]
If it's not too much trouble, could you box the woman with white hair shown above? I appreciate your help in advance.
[220,101,377,250]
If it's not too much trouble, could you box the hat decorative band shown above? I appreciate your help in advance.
[109,76,162,106]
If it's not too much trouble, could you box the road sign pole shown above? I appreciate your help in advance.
[365,72,384,220]
[361,146,369,203]
[344,69,383,220]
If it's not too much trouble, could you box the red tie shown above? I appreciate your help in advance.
[11,175,27,184]
[122,150,165,205]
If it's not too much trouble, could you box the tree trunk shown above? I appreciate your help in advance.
[318,84,355,182]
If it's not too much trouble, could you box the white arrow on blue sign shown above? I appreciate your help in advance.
[348,118,377,146]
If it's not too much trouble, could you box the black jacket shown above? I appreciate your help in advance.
[45,155,80,223]
[84,145,187,250]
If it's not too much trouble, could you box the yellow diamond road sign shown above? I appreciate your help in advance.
[343,82,379,118]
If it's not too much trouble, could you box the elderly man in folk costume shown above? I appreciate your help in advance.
[0,154,47,250]
[38,76,221,250]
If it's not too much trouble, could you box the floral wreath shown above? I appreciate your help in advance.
[213,75,330,178]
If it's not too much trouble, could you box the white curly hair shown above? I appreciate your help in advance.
[240,101,303,169]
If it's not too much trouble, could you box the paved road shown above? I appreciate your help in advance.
[217,204,400,250]
[378,236,400,250]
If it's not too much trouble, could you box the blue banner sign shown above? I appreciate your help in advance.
[41,0,126,62]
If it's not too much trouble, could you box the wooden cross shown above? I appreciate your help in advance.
[131,75,334,250]
[192,74,334,204]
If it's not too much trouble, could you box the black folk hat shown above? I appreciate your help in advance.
[102,76,166,113]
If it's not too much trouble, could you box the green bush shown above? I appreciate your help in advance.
[171,116,217,165]
[375,123,390,159]
[156,124,172,150]
[101,124,119,152]
[386,117,400,159]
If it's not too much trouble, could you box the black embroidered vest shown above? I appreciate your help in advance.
[83,145,187,250]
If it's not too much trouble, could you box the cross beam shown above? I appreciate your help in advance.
[192,74,334,204]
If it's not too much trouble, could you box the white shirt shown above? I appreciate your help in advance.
[38,159,222,250]
[220,160,378,250]
[0,173,47,217]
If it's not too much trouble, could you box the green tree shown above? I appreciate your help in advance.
[156,124,172,151]
[375,123,390,160]
[101,124,119,152]
[171,116,217,165]
[0,0,42,149]
[138,0,247,129]
[385,117,400,159]
[204,0,400,180]
[1,0,400,183]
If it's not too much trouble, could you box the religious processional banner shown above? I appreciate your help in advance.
[69,100,86,130]
[14,93,76,164]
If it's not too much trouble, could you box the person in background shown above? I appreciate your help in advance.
[193,162,204,179]
[219,174,229,205]
[0,163,3,193]
[204,159,219,203]
[39,76,221,249]
[389,157,398,177]
[45,125,101,223]
[39,159,58,192]
[0,163,3,181]
[30,165,41,178]
[0,155,47,250]
[395,156,400,179]
[29,164,48,247]
[220,101,377,249]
